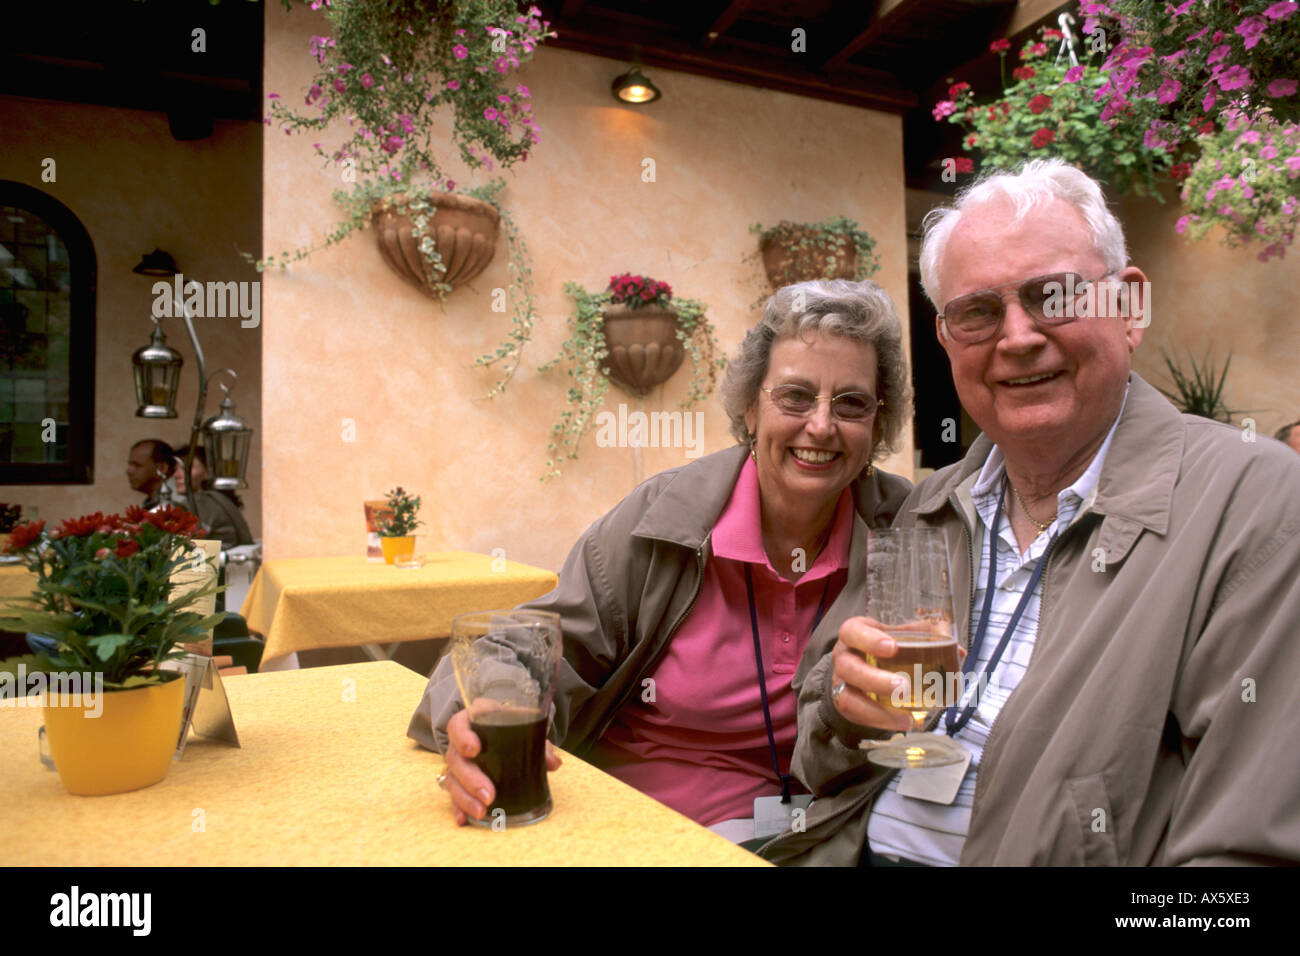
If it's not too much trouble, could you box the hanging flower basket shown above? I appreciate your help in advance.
[599,303,685,397]
[753,217,879,289]
[373,191,501,296]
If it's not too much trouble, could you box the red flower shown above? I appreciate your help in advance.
[954,157,975,174]
[1169,162,1193,180]
[124,505,148,524]
[141,505,203,538]
[1021,42,1049,58]
[1013,66,1037,81]
[1043,28,1063,40]
[114,539,140,559]
[948,82,970,98]
[965,133,979,148]
[1031,127,1056,148]
[1028,94,1053,114]
[5,520,45,552]
[990,39,1011,53]
[54,512,109,538]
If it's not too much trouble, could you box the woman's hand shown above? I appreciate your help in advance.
[441,708,563,826]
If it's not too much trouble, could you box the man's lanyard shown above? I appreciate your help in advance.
[745,563,831,803]
[944,478,1056,736]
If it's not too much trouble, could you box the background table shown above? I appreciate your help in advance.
[241,553,558,668]
[1,661,765,866]
[0,563,35,602]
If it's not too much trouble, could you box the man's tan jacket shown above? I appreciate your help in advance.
[761,374,1300,865]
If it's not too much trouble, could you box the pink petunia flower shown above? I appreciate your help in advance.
[1206,44,1231,65]
[446,79,461,91]
[1156,77,1181,104]
[1217,66,1253,91]
[1235,16,1268,50]
[1064,65,1085,82]
[454,44,468,59]
[360,73,375,88]
[1267,78,1298,97]
[1264,1,1297,20]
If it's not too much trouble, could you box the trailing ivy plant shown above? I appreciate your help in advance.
[539,275,725,480]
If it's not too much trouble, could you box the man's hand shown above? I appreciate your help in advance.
[830,616,964,731]
[441,708,563,826]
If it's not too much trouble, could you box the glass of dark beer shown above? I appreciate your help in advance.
[449,610,562,827]
[862,527,966,769]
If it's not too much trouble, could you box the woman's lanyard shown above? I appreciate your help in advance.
[745,563,831,803]
[944,478,1056,736]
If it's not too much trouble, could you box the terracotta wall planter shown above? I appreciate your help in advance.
[600,304,686,397]
[760,228,857,288]
[373,192,501,296]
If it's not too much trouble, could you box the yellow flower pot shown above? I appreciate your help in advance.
[380,536,416,565]
[43,675,185,796]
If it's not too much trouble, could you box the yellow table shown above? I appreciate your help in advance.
[0,563,37,603]
[241,553,558,667]
[0,661,766,866]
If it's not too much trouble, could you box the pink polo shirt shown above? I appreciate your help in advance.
[588,457,853,826]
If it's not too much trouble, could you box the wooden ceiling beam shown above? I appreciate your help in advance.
[701,0,751,48]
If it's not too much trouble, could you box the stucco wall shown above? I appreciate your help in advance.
[262,5,912,570]
[1120,192,1300,441]
[0,95,263,535]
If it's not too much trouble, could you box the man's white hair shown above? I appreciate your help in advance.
[918,159,1129,309]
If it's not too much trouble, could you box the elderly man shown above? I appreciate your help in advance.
[1275,421,1300,455]
[761,160,1300,866]
[126,438,174,509]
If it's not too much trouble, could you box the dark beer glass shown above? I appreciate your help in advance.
[449,610,562,827]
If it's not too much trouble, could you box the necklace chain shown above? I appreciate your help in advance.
[1010,481,1056,534]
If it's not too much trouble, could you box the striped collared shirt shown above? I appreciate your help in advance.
[866,388,1128,865]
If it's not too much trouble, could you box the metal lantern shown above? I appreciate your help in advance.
[132,322,183,418]
[201,381,252,491]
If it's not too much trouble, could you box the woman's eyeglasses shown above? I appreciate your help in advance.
[762,384,881,421]
[940,272,1115,344]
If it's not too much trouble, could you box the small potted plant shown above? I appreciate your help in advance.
[539,275,724,479]
[0,506,223,796]
[750,216,880,290]
[376,487,423,563]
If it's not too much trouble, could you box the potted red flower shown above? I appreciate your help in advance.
[0,506,223,795]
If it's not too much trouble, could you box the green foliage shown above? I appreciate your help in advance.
[1156,350,1240,423]
[378,486,423,536]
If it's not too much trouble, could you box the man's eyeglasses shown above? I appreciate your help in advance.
[761,384,881,421]
[939,272,1116,344]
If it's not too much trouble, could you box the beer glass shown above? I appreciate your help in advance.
[861,528,966,769]
[449,610,562,827]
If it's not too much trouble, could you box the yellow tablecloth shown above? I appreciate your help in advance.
[0,660,766,866]
[241,553,558,664]
[0,563,37,603]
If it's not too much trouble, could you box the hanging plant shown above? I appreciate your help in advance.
[1176,110,1299,262]
[1083,0,1299,156]
[538,275,725,480]
[249,0,553,351]
[749,216,880,290]
[936,26,1177,197]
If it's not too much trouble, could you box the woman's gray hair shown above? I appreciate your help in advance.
[720,278,912,460]
[918,159,1129,309]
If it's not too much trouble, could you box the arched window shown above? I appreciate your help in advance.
[0,180,96,484]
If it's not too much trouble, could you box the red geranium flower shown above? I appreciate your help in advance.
[114,539,140,559]
[5,519,45,552]
[1028,94,1053,114]
[1169,162,1193,180]
[1043,28,1063,40]
[948,82,970,98]
[990,39,1011,53]
[1013,66,1037,81]
[953,157,975,174]
[1031,127,1057,148]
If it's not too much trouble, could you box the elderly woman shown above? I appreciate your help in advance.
[408,279,913,843]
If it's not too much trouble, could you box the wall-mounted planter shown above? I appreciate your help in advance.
[600,304,685,397]
[759,226,858,288]
[373,192,501,296]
